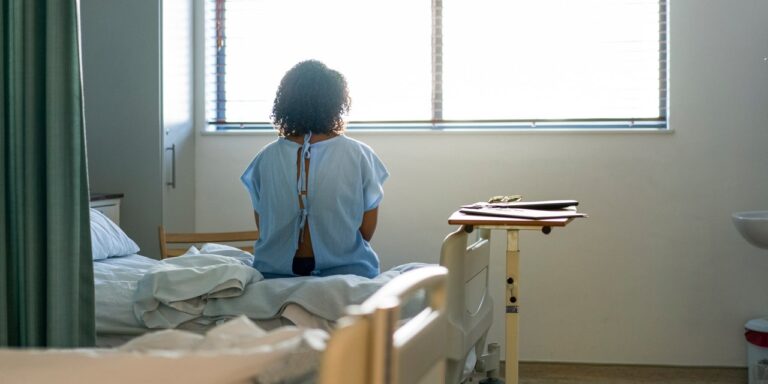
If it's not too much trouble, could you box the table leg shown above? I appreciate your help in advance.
[505,229,520,384]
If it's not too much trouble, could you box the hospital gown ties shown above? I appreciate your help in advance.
[297,132,311,249]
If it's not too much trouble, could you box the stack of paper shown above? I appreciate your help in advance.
[460,200,587,220]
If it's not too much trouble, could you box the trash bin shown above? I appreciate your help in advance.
[746,318,768,384]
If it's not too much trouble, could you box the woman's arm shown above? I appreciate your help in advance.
[359,207,378,242]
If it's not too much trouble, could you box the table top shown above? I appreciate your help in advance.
[89,193,124,201]
[448,210,575,227]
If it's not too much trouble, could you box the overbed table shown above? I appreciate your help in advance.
[448,210,581,384]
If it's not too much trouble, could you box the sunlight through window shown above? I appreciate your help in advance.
[206,0,666,130]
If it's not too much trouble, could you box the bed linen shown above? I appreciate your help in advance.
[95,243,428,343]
[0,316,327,384]
[133,253,261,328]
[203,262,426,322]
[1,265,450,384]
[94,254,159,335]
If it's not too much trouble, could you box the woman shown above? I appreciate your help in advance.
[241,60,389,278]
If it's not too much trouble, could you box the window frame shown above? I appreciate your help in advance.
[205,0,668,132]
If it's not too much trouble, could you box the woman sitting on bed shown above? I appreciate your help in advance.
[241,60,389,279]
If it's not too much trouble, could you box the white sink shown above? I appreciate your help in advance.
[733,211,768,249]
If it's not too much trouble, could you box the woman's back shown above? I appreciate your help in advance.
[241,134,388,278]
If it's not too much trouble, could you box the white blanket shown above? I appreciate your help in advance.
[94,254,159,334]
[133,252,262,328]
[120,315,328,384]
[94,244,258,334]
[0,316,328,384]
[204,263,427,322]
[96,244,428,333]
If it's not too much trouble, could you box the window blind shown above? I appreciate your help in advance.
[206,0,667,130]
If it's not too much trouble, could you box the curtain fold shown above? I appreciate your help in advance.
[1,0,95,347]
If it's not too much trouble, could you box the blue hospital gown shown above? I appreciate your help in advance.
[241,135,389,278]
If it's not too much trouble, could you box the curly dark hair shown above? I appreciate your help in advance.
[271,60,351,136]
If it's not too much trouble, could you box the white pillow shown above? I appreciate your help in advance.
[90,208,140,260]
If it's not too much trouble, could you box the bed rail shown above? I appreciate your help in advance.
[440,226,494,383]
[319,265,449,384]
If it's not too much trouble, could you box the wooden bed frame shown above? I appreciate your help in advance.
[158,225,259,259]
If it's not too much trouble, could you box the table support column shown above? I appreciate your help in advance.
[505,229,520,384]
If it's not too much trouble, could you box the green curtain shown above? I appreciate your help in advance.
[0,0,95,347]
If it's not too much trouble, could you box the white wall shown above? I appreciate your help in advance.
[194,0,768,366]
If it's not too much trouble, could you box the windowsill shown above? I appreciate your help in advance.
[200,126,673,136]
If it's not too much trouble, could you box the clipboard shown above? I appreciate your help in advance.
[459,206,587,220]
[462,199,579,210]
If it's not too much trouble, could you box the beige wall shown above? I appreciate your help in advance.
[194,0,768,366]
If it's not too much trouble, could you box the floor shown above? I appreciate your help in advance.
[468,362,748,384]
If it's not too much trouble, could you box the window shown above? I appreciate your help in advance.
[205,0,667,130]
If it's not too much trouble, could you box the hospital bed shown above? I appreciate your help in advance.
[155,223,496,383]
[0,265,448,384]
[0,209,494,383]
